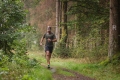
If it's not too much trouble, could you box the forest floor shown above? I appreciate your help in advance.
[28,51,120,80]
[51,67,95,80]
[41,61,96,80]
[29,51,96,80]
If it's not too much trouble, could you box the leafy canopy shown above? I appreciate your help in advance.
[0,0,29,56]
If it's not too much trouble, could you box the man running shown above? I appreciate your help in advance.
[40,26,57,68]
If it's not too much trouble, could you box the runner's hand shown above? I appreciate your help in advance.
[40,43,42,45]
[47,38,52,42]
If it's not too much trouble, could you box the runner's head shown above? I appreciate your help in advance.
[47,26,51,33]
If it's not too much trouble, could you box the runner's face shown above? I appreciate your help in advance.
[47,27,51,33]
[47,30,51,33]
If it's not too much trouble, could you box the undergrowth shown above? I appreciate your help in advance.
[51,57,120,80]
[0,52,52,80]
[27,51,120,80]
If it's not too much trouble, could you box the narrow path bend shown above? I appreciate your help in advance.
[51,68,96,80]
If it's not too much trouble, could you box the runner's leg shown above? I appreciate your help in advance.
[46,51,51,65]
[45,46,53,68]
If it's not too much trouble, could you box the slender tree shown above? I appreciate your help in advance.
[108,0,120,59]
[60,1,68,46]
[55,0,60,45]
[118,0,120,52]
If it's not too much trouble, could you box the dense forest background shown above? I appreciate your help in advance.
[0,0,120,79]
[24,0,110,62]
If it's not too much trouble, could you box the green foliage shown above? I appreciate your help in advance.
[55,33,108,62]
[25,26,41,51]
[68,33,108,62]
[22,67,52,80]
[0,0,38,57]
[57,69,74,77]
[0,52,52,80]
[51,58,120,80]
[99,52,120,66]
[99,58,110,66]
[56,0,109,61]
[11,54,38,68]
[111,54,120,63]
[0,0,29,56]
[54,42,72,58]
[0,51,9,66]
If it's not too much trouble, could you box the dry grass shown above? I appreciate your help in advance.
[27,50,93,64]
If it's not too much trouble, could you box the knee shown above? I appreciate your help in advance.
[46,52,50,56]
[46,54,50,56]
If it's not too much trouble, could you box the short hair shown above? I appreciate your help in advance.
[47,26,51,30]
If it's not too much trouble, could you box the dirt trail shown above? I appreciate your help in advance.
[41,63,95,80]
[50,67,96,80]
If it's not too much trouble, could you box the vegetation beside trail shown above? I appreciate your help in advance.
[0,52,52,80]
[52,58,120,80]
[29,51,120,80]
[0,0,120,80]
[1,51,120,80]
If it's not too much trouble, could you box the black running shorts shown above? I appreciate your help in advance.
[45,46,53,53]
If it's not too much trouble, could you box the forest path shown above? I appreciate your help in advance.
[41,63,96,80]
[28,51,96,80]
[52,68,95,80]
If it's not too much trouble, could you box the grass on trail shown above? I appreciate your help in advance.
[57,69,75,77]
[22,66,52,80]
[51,58,120,80]
[28,51,120,80]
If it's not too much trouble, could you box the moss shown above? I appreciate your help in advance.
[99,58,110,66]
[111,52,120,65]
[99,52,120,66]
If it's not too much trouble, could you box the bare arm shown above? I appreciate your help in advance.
[52,39,57,42]
[40,37,44,45]
[51,34,57,42]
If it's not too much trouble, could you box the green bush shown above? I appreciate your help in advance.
[0,53,52,80]
[0,52,9,66]
[54,42,72,58]
[55,35,108,63]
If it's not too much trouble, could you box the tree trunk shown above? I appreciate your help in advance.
[60,1,68,46]
[59,1,62,40]
[55,0,60,46]
[118,0,120,50]
[108,0,119,59]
